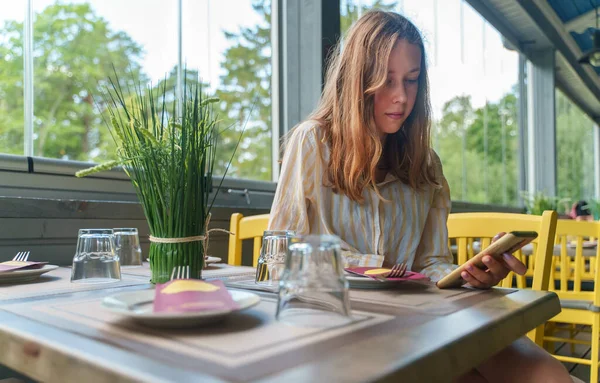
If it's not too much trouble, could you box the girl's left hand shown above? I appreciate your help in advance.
[460,232,528,289]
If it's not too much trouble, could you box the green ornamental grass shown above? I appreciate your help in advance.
[77,73,240,283]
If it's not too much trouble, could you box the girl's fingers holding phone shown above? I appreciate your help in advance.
[464,262,495,287]
[492,232,507,242]
[461,271,489,289]
[482,255,510,280]
[502,253,527,275]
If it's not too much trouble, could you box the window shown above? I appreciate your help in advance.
[0,2,25,155]
[341,0,521,206]
[1,0,273,182]
[411,0,520,206]
[183,0,273,181]
[28,0,176,163]
[556,89,595,202]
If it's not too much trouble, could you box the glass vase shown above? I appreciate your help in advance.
[148,241,204,284]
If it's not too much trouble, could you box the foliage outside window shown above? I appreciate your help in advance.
[211,0,272,181]
[0,3,24,155]
[0,0,273,182]
[556,89,595,203]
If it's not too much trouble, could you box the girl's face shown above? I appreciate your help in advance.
[373,39,421,137]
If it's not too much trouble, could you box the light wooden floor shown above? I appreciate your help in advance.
[549,325,597,382]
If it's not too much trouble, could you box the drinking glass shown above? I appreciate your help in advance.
[276,234,351,327]
[255,230,295,285]
[113,228,142,267]
[71,229,121,284]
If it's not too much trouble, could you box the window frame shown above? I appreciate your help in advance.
[8,0,279,202]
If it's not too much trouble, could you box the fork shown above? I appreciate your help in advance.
[170,265,190,281]
[11,251,30,262]
[372,263,407,281]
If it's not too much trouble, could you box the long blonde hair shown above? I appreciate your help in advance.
[309,10,439,202]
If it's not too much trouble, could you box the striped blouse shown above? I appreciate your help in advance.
[267,121,457,282]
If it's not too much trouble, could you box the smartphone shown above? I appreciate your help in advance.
[436,231,538,289]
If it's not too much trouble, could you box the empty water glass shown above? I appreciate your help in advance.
[113,228,142,267]
[255,230,295,285]
[276,234,351,327]
[71,229,121,284]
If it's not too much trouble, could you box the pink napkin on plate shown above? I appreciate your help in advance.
[153,279,240,313]
[0,261,48,273]
[345,267,430,281]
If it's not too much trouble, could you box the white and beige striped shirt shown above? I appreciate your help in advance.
[268,121,457,282]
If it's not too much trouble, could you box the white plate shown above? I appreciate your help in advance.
[0,265,59,284]
[205,256,221,265]
[345,274,414,289]
[102,289,260,328]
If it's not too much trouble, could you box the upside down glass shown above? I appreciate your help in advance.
[255,230,295,285]
[276,234,351,327]
[113,228,142,267]
[71,229,121,284]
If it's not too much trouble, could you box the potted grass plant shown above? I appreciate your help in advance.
[76,75,237,283]
[520,191,570,217]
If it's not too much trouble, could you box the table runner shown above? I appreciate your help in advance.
[0,264,256,302]
[227,278,514,316]
[349,283,516,315]
[0,267,148,302]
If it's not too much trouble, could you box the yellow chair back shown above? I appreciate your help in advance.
[447,210,558,345]
[447,211,558,290]
[552,219,600,305]
[228,213,270,266]
[543,219,600,381]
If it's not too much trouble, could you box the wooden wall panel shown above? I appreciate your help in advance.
[0,197,268,266]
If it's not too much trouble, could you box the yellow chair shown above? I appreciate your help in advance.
[548,231,597,284]
[228,213,270,266]
[447,210,558,345]
[542,219,600,382]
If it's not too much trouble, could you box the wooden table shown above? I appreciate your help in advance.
[0,264,560,383]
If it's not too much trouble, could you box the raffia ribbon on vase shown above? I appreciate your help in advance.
[148,213,232,260]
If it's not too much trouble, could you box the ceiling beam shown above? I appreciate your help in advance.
[564,7,599,33]
[518,0,600,103]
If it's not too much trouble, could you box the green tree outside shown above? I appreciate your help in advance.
[435,92,519,206]
[0,16,25,155]
[214,0,273,181]
[0,2,145,161]
[556,89,595,202]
